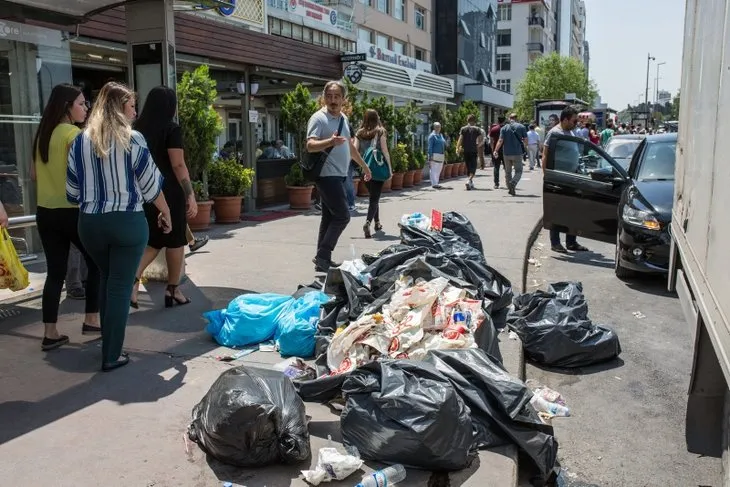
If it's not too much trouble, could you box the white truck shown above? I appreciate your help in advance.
[668,0,730,483]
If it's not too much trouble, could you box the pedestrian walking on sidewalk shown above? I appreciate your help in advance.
[306,80,371,273]
[186,226,209,252]
[354,109,393,239]
[67,81,172,371]
[494,113,528,196]
[541,105,589,254]
[427,122,446,188]
[489,116,506,188]
[32,83,101,351]
[456,114,483,190]
[526,124,540,170]
[131,86,196,309]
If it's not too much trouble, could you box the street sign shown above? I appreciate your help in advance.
[340,53,367,63]
[344,63,364,84]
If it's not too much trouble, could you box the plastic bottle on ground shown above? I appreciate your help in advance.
[530,395,570,417]
[356,464,407,487]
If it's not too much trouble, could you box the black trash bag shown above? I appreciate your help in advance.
[422,349,559,479]
[188,366,311,467]
[508,281,622,368]
[340,359,475,470]
[442,211,484,254]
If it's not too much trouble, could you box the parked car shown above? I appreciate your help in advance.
[603,134,644,170]
[542,132,677,278]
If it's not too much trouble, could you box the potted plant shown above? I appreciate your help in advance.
[413,150,426,185]
[281,82,320,184]
[284,162,313,209]
[402,146,416,188]
[208,157,255,223]
[390,143,408,190]
[178,65,223,218]
[187,181,213,231]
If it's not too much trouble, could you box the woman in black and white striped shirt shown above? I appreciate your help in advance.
[66,82,172,372]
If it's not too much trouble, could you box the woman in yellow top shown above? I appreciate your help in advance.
[33,84,101,351]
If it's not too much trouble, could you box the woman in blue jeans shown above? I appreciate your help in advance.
[66,82,172,371]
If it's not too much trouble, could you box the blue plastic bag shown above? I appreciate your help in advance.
[275,291,330,358]
[205,293,293,347]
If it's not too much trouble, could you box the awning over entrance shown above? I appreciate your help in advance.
[356,59,455,106]
[0,0,233,25]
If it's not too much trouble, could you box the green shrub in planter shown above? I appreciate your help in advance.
[391,143,409,173]
[208,158,255,197]
[413,150,426,169]
[284,162,310,187]
[192,180,208,202]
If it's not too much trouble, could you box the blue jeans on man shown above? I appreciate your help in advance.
[344,163,356,210]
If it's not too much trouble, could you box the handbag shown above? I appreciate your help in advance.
[363,132,391,182]
[0,228,29,291]
[431,153,445,162]
[300,116,345,182]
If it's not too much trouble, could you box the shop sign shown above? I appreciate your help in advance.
[357,41,431,73]
[0,20,63,48]
[287,0,338,27]
[344,63,364,84]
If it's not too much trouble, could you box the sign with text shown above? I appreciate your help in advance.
[356,41,432,73]
[288,0,338,27]
[431,209,443,232]
[340,53,367,63]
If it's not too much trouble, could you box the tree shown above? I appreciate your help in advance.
[513,53,598,121]
[393,101,421,142]
[670,91,680,120]
[178,65,223,185]
[280,83,319,160]
[443,100,480,140]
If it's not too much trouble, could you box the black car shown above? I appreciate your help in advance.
[543,132,677,278]
[603,134,645,170]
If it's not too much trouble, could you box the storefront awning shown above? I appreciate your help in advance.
[354,59,455,106]
[0,0,234,25]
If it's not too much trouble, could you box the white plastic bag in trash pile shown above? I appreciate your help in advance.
[400,212,431,231]
[301,446,363,485]
[326,314,393,375]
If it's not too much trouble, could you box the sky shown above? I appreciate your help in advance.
[584,0,686,109]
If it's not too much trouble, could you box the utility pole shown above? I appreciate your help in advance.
[655,61,666,107]
[645,53,655,125]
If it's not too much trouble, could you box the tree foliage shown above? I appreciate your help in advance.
[280,83,319,160]
[513,53,598,120]
[178,65,223,184]
[444,100,480,139]
[670,91,680,120]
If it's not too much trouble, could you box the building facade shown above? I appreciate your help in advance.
[434,0,513,124]
[494,0,559,96]
[557,0,586,62]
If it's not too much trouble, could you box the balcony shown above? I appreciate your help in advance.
[527,42,545,53]
[528,16,545,28]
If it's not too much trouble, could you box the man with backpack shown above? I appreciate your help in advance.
[493,113,528,196]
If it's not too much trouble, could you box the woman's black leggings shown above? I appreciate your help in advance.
[36,207,100,323]
[366,180,385,223]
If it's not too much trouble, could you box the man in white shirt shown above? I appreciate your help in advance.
[526,124,541,170]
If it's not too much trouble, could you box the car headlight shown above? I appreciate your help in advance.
[622,205,661,230]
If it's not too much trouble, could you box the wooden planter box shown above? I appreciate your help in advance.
[256,157,298,207]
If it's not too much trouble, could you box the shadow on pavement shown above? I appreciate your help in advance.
[0,284,252,446]
[621,273,676,298]
[527,357,625,376]
[551,250,614,270]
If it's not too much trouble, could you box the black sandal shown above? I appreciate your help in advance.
[165,284,191,308]
[41,335,69,351]
[82,323,102,335]
[130,277,140,309]
[102,352,130,372]
[374,221,383,232]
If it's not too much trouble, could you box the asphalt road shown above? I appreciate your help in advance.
[521,236,722,486]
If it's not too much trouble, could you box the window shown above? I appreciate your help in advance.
[292,24,303,40]
[496,79,511,92]
[359,0,371,5]
[636,141,677,180]
[313,30,323,46]
[459,18,471,37]
[281,21,292,37]
[358,28,373,43]
[414,48,425,61]
[376,33,389,50]
[480,32,487,48]
[497,29,511,47]
[497,4,512,21]
[394,0,405,21]
[377,0,389,14]
[496,53,511,71]
[269,17,281,35]
[392,40,405,55]
[552,139,612,174]
[415,7,426,30]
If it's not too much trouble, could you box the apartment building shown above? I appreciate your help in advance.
[494,0,558,95]
[433,0,513,124]
[557,0,586,63]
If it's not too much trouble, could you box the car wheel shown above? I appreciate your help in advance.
[615,230,634,279]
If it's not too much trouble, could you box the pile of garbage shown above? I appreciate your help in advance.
[191,212,562,483]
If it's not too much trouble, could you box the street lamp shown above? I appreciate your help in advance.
[654,61,666,107]
[645,53,655,124]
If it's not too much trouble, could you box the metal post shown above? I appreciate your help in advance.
[655,61,666,108]
[645,53,654,126]
[242,68,257,212]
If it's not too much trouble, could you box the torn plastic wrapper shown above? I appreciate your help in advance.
[301,445,363,485]
[187,366,310,467]
[507,281,621,368]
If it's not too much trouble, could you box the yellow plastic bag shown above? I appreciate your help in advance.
[0,228,29,291]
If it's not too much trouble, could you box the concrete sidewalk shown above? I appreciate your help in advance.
[0,167,544,486]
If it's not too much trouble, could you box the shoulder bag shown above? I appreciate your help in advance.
[300,116,345,182]
[363,132,391,182]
